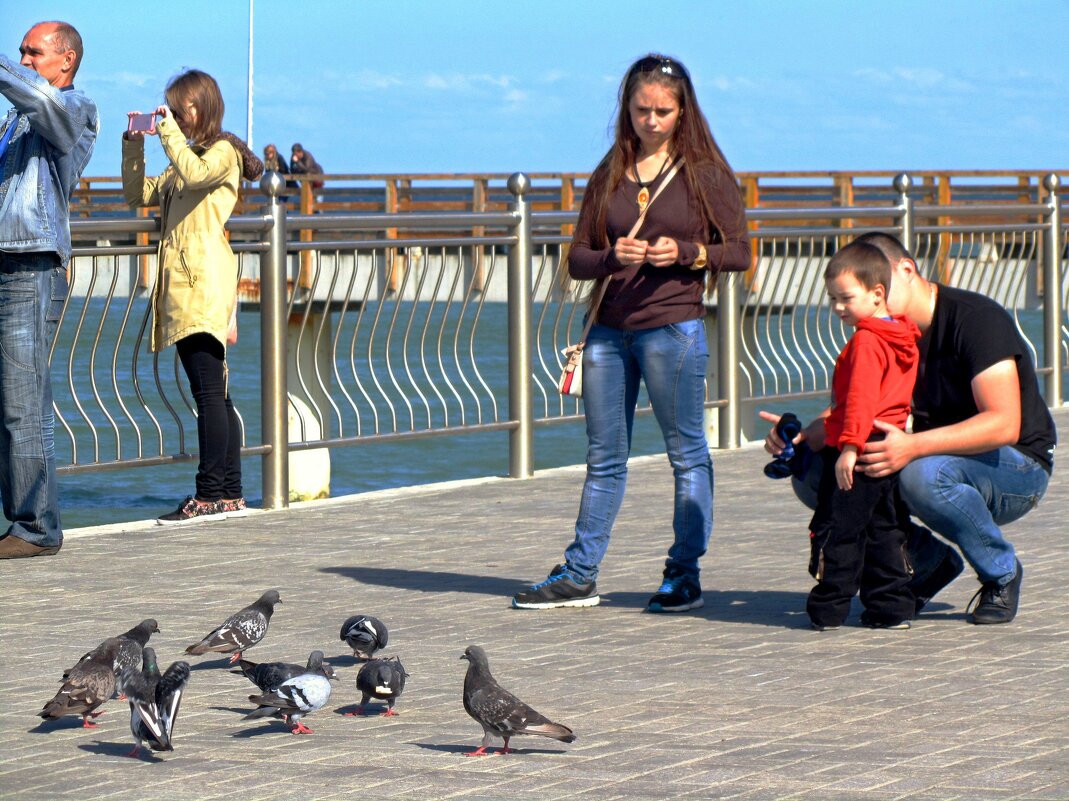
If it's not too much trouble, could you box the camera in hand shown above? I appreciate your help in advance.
[764,412,809,479]
[127,111,159,135]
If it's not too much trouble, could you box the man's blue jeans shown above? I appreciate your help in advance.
[794,446,1048,586]
[564,319,714,583]
[0,252,65,546]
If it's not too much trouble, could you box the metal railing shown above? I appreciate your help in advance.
[60,173,1066,511]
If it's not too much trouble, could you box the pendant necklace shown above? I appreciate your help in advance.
[633,152,672,214]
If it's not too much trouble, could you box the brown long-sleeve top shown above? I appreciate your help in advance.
[568,161,750,330]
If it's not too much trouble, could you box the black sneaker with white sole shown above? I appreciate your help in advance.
[511,565,600,609]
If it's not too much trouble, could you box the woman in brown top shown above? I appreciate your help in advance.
[513,54,750,613]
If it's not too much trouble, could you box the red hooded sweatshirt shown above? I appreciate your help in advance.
[824,314,920,453]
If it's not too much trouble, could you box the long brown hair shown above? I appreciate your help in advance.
[581,53,737,256]
[165,69,224,146]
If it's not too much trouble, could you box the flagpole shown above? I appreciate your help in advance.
[247,0,254,148]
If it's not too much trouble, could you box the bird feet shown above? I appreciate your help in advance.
[380,708,398,717]
[227,652,243,664]
[465,747,493,757]
[290,722,314,735]
[126,746,141,758]
[343,706,366,717]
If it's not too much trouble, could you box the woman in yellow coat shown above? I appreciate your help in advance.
[122,69,263,524]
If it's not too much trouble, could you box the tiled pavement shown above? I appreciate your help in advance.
[3,412,1068,801]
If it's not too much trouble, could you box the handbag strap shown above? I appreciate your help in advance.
[579,156,685,342]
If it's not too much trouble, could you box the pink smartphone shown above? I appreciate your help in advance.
[127,111,159,134]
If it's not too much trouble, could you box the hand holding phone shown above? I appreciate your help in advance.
[127,111,159,135]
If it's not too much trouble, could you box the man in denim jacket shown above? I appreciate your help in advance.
[0,21,97,558]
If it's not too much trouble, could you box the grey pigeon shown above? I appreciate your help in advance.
[185,590,281,663]
[460,645,576,756]
[349,656,408,717]
[64,619,160,681]
[117,647,191,757]
[232,650,337,692]
[244,672,333,734]
[40,638,120,728]
[339,615,389,659]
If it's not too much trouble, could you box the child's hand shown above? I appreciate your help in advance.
[835,446,858,491]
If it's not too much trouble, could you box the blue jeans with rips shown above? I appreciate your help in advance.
[563,319,714,584]
[794,446,1048,586]
[0,252,66,546]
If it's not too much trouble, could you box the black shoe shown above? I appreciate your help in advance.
[810,622,841,631]
[512,565,599,609]
[860,610,911,630]
[911,545,965,615]
[646,567,704,613]
[967,559,1023,625]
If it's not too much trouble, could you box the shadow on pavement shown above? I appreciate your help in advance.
[79,742,163,762]
[322,566,525,596]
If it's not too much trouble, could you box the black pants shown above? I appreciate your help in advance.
[176,334,242,502]
[806,446,914,627]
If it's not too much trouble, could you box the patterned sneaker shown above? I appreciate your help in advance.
[156,496,226,526]
[218,497,249,518]
[512,565,600,609]
[646,568,704,613]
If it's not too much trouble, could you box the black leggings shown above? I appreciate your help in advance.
[176,334,242,502]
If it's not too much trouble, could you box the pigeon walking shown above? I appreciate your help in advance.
[117,647,191,757]
[64,619,160,682]
[348,656,408,717]
[233,650,337,693]
[245,671,334,734]
[185,590,281,663]
[339,615,389,660]
[460,645,576,756]
[40,638,120,728]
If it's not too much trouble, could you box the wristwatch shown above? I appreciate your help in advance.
[691,244,708,270]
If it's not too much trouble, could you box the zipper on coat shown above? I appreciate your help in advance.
[178,252,197,287]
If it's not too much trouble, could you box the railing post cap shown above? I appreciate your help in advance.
[260,170,286,197]
[507,172,530,197]
[893,173,913,193]
[1043,173,1060,191]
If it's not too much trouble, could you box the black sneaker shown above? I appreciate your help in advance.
[810,622,841,632]
[156,495,226,526]
[646,568,704,613]
[511,565,599,609]
[860,610,911,630]
[967,559,1023,625]
[911,545,965,615]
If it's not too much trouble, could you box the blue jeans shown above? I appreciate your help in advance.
[0,253,66,546]
[794,446,1048,586]
[564,319,713,583]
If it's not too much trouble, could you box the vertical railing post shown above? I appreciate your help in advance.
[717,271,741,449]
[260,171,290,508]
[507,172,534,478]
[1043,173,1063,406]
[895,173,914,255]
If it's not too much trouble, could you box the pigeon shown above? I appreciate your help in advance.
[460,645,576,756]
[339,615,389,660]
[348,656,408,717]
[232,650,337,693]
[185,590,281,663]
[40,638,120,728]
[244,672,333,734]
[64,619,160,681]
[117,648,191,757]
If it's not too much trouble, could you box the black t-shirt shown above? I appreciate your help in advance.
[913,284,1056,473]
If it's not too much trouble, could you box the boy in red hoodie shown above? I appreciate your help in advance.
[807,240,920,630]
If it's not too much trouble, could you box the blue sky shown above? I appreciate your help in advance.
[8,0,1069,179]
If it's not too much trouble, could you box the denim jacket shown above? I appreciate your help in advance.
[0,55,98,266]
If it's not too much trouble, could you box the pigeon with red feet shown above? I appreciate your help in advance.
[339,615,389,660]
[349,656,407,717]
[245,671,333,734]
[40,638,120,728]
[117,647,190,757]
[185,590,280,663]
[233,649,336,693]
[460,645,576,756]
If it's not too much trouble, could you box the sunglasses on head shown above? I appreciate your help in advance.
[631,55,689,81]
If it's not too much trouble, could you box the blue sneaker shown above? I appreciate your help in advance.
[512,565,600,609]
[646,568,704,613]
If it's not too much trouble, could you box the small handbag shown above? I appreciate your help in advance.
[558,158,684,397]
